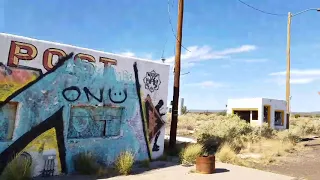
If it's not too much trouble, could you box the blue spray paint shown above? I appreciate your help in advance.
[0,57,149,173]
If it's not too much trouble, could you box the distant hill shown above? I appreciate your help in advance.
[188,109,226,113]
[291,111,320,115]
[188,109,320,115]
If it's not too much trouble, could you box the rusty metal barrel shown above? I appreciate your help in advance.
[195,155,215,174]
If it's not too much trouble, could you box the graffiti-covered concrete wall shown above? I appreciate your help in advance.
[0,33,170,176]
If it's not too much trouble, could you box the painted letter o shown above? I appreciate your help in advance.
[62,86,81,102]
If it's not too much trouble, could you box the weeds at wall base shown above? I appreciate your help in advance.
[115,151,135,176]
[0,154,33,180]
[180,144,204,166]
[73,152,100,175]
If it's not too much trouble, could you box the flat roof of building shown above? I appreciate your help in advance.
[227,97,285,101]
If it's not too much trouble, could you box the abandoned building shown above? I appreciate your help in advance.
[227,98,288,130]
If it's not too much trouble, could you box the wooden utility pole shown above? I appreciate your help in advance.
[286,12,292,114]
[169,0,184,149]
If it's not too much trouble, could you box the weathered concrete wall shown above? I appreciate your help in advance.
[0,33,170,176]
[262,98,287,129]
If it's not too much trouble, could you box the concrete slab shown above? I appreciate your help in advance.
[104,162,296,180]
[164,135,197,143]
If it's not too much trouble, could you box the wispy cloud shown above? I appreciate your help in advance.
[218,45,256,55]
[290,78,315,84]
[165,45,257,64]
[268,69,320,85]
[119,51,135,57]
[118,51,153,60]
[185,81,225,88]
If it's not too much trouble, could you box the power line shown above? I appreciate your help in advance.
[160,36,168,59]
[167,0,190,52]
[237,0,287,16]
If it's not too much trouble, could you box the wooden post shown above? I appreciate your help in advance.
[286,12,292,114]
[169,0,184,149]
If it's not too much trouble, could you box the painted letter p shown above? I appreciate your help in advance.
[8,41,37,67]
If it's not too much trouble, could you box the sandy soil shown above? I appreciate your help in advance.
[257,138,320,180]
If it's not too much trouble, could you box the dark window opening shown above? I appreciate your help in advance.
[252,110,258,120]
[274,111,283,126]
[233,111,250,123]
[263,106,269,123]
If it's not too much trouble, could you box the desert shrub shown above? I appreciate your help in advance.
[215,143,238,163]
[115,151,135,175]
[175,114,197,131]
[1,154,33,180]
[180,144,204,165]
[73,152,99,175]
[196,114,253,153]
[294,114,300,118]
[216,111,227,116]
[252,123,275,139]
[289,117,320,136]
[181,106,188,115]
[277,130,301,144]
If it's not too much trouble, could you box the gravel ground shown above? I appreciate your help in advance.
[257,138,320,180]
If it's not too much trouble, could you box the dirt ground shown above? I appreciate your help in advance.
[257,138,320,180]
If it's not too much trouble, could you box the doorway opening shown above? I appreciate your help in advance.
[263,105,270,126]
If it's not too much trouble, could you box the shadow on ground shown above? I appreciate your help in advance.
[214,168,230,174]
[34,159,180,180]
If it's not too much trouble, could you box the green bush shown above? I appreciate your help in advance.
[115,151,135,175]
[1,154,33,180]
[180,144,204,165]
[216,111,227,116]
[73,152,99,175]
[181,106,188,115]
[289,117,320,136]
[196,114,253,153]
[277,130,301,144]
[215,143,237,163]
[294,114,300,118]
[252,123,275,139]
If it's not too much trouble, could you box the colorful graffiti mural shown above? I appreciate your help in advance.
[0,33,169,177]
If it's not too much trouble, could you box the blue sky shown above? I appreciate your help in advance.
[1,0,320,112]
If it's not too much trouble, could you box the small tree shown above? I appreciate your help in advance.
[181,106,187,114]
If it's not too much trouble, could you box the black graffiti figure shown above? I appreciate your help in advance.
[152,99,165,152]
[155,99,165,117]
[143,70,161,93]
[152,131,161,151]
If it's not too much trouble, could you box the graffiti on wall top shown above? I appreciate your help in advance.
[0,35,168,176]
[7,40,117,71]
[143,70,161,93]
[0,63,41,101]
